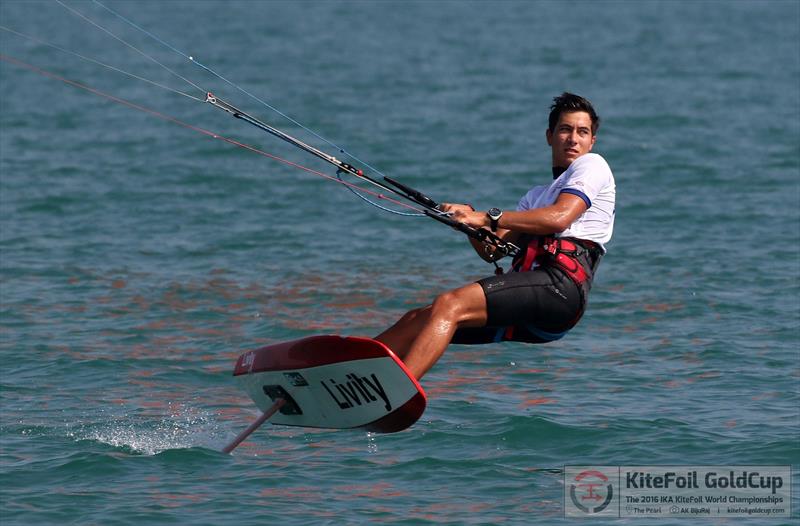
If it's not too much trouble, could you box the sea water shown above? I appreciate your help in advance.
[1,1,798,524]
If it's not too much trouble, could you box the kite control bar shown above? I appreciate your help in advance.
[382,177,521,260]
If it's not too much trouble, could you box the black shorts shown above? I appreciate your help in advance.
[452,266,586,345]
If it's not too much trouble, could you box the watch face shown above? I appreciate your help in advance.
[488,207,502,219]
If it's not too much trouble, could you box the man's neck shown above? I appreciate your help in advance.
[552,166,566,179]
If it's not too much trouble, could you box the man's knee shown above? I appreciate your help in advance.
[430,284,487,325]
[431,289,467,319]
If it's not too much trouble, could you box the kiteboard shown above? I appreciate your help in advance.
[232,335,427,434]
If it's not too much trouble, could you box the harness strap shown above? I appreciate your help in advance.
[520,236,540,273]
[513,235,600,287]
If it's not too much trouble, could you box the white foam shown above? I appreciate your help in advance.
[74,403,227,455]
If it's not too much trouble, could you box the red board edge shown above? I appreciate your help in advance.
[233,335,391,375]
[361,390,427,433]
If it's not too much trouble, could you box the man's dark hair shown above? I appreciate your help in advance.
[548,92,600,135]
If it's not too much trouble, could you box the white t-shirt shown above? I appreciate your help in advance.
[516,153,615,250]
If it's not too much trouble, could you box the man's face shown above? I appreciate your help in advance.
[546,111,596,168]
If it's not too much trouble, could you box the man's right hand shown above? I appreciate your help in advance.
[439,203,475,215]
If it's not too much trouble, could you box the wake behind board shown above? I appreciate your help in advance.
[233,335,426,433]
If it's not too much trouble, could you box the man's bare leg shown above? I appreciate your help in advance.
[375,283,488,379]
[374,305,432,360]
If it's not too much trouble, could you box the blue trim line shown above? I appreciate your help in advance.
[560,188,591,208]
[493,328,506,343]
[525,325,567,342]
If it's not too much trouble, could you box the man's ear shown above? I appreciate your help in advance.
[546,128,553,146]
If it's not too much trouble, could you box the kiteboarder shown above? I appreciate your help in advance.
[375,92,616,380]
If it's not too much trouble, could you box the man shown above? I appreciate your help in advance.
[375,93,616,380]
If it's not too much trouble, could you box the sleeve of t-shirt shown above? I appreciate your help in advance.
[517,187,544,211]
[560,154,612,209]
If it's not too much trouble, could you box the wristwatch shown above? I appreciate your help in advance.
[487,207,503,232]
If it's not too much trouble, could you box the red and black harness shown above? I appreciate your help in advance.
[511,235,602,329]
[513,236,600,282]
